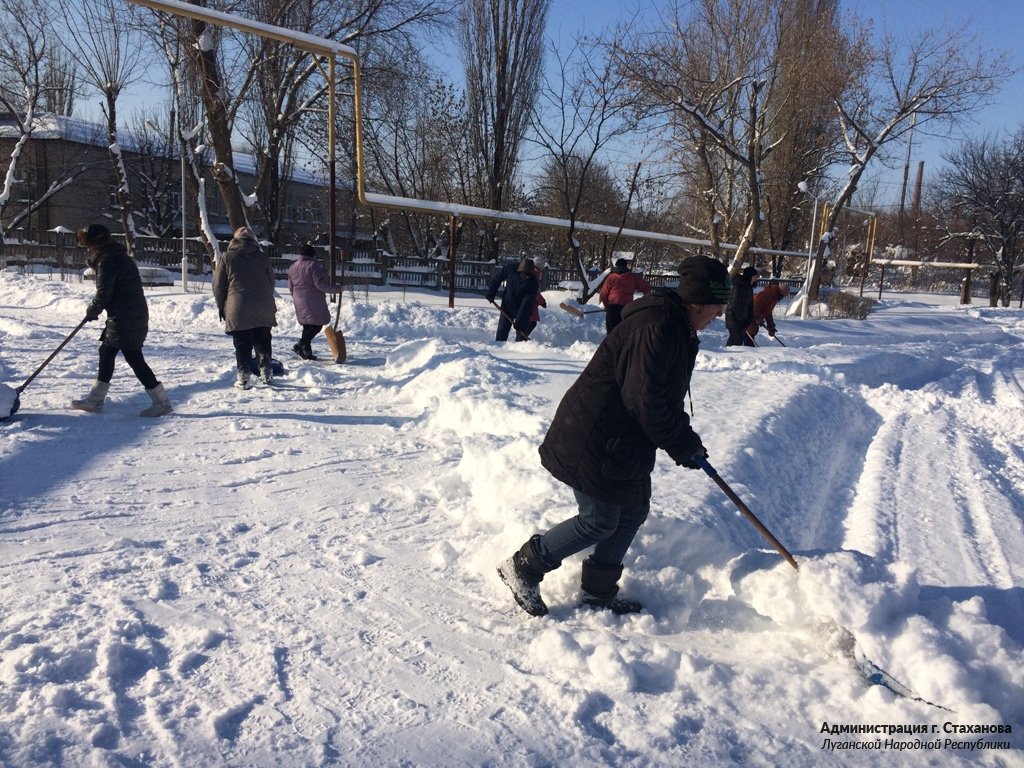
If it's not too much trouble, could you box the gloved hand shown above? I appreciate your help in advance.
[680,445,709,470]
[768,329,776,337]
[84,307,100,322]
[485,294,496,304]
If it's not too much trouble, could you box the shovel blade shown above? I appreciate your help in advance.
[324,326,347,364]
[559,302,585,318]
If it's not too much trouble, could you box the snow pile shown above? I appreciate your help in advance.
[0,382,17,417]
[1,270,1023,766]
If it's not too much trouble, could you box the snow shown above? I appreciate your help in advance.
[2,271,1023,767]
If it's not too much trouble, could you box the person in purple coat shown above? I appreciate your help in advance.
[287,243,342,360]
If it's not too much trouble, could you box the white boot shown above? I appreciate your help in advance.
[235,368,252,390]
[71,380,110,413]
[139,383,173,417]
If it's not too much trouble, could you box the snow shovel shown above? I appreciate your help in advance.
[696,456,799,571]
[744,331,759,347]
[1,317,89,420]
[489,299,530,341]
[769,334,787,347]
[324,294,347,364]
[559,301,604,318]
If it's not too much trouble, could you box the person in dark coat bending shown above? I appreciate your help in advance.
[71,224,173,417]
[486,258,541,341]
[497,255,730,616]
[725,265,758,346]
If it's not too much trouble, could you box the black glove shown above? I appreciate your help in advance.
[84,307,100,322]
[680,446,709,470]
[485,294,496,304]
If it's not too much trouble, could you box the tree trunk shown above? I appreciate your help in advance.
[104,93,136,256]
[190,16,249,237]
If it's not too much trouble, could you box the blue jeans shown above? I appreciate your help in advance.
[536,489,650,568]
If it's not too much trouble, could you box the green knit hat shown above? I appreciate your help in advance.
[676,256,730,304]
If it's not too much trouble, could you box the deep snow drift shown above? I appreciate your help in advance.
[1,269,1023,767]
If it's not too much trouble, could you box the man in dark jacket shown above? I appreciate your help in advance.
[725,265,758,346]
[486,258,541,341]
[71,224,173,417]
[498,255,730,616]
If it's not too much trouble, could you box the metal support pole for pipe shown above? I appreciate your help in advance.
[448,215,458,309]
[328,55,337,288]
[181,119,187,293]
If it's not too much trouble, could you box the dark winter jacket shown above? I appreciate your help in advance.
[85,241,149,351]
[599,267,652,307]
[538,289,705,506]
[214,236,278,333]
[486,261,540,328]
[725,275,755,332]
[287,253,339,326]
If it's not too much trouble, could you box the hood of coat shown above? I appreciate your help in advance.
[85,239,127,270]
[619,288,692,331]
[226,237,263,259]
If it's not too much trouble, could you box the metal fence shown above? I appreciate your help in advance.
[1,232,717,295]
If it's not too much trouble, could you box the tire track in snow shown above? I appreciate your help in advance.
[846,376,1024,593]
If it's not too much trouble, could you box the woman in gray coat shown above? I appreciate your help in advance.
[214,227,278,388]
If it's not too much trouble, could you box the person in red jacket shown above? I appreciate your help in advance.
[747,282,791,341]
[521,257,548,338]
[599,259,652,333]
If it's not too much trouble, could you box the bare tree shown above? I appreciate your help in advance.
[147,14,219,264]
[806,22,1011,300]
[459,0,550,261]
[611,0,851,275]
[529,37,639,299]
[127,110,180,237]
[0,0,93,242]
[41,46,80,116]
[934,130,1024,306]
[133,0,448,266]
[247,0,450,246]
[758,0,850,274]
[57,0,147,254]
[361,61,484,258]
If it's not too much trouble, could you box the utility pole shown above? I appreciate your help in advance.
[911,160,924,257]
[897,112,917,245]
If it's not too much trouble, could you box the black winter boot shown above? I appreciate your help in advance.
[497,535,557,617]
[579,559,642,615]
[256,353,274,385]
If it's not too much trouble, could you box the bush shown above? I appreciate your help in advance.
[826,290,875,320]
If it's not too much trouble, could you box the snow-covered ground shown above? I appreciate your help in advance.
[1,270,1023,767]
